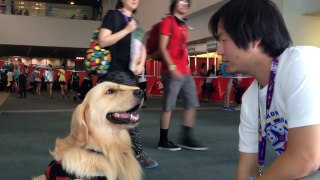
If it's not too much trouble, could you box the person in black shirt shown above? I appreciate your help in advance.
[98,0,158,169]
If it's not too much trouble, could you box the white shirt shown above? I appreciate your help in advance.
[44,69,54,82]
[7,71,13,81]
[239,46,320,154]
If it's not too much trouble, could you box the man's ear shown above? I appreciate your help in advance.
[251,39,261,49]
[71,103,89,146]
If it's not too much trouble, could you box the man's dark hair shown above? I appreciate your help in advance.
[209,0,292,57]
[170,0,192,14]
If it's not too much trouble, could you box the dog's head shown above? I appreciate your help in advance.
[70,82,144,145]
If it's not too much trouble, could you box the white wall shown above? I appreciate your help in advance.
[185,0,320,47]
[283,0,320,47]
[0,14,100,48]
[187,1,227,42]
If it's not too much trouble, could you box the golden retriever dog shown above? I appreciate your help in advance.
[34,82,143,180]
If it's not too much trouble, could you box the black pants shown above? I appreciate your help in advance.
[138,81,147,102]
[19,81,26,98]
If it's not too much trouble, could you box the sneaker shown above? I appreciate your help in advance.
[222,106,235,111]
[178,139,209,151]
[136,152,159,169]
[234,105,241,111]
[158,141,181,151]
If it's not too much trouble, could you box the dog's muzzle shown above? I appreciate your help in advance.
[106,89,144,125]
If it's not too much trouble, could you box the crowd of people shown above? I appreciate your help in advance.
[0,62,93,102]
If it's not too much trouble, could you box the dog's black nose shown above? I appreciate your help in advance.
[133,89,144,99]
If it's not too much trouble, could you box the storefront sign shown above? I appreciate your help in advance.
[206,41,218,52]
[188,43,207,55]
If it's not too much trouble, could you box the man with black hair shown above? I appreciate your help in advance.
[209,0,320,179]
[157,0,208,151]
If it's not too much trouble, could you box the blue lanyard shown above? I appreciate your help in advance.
[257,57,279,176]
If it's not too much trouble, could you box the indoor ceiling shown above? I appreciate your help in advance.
[0,45,87,59]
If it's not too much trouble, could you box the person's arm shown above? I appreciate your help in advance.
[258,125,320,180]
[237,152,259,180]
[159,33,182,80]
[133,45,146,75]
[98,20,137,48]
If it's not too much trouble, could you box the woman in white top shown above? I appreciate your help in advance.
[44,64,54,99]
[6,69,13,93]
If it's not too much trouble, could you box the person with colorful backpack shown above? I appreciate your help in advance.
[97,0,158,169]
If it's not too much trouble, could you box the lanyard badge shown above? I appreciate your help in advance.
[257,57,279,176]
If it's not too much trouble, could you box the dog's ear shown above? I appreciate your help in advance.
[71,103,89,146]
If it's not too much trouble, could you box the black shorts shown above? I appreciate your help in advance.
[59,81,66,85]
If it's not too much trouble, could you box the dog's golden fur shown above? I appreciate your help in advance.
[34,82,143,180]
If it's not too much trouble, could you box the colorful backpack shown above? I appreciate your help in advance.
[84,28,111,75]
[84,10,121,75]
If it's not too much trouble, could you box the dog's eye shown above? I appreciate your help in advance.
[106,89,115,94]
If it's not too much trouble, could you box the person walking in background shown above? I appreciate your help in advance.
[58,64,67,99]
[44,64,54,99]
[34,67,41,95]
[74,72,93,102]
[6,68,13,93]
[203,65,216,103]
[199,63,207,77]
[70,71,80,94]
[13,66,19,85]
[210,0,320,179]
[157,0,208,151]
[233,74,246,111]
[98,0,158,169]
[17,67,27,98]
[28,66,36,94]
[222,78,234,111]
[220,61,234,111]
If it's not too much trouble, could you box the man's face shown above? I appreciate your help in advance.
[216,22,254,74]
[176,0,189,14]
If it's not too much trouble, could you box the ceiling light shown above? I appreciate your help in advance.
[70,1,75,5]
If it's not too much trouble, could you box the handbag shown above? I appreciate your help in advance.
[84,28,111,75]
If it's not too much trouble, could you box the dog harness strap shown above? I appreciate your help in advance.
[45,160,108,180]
